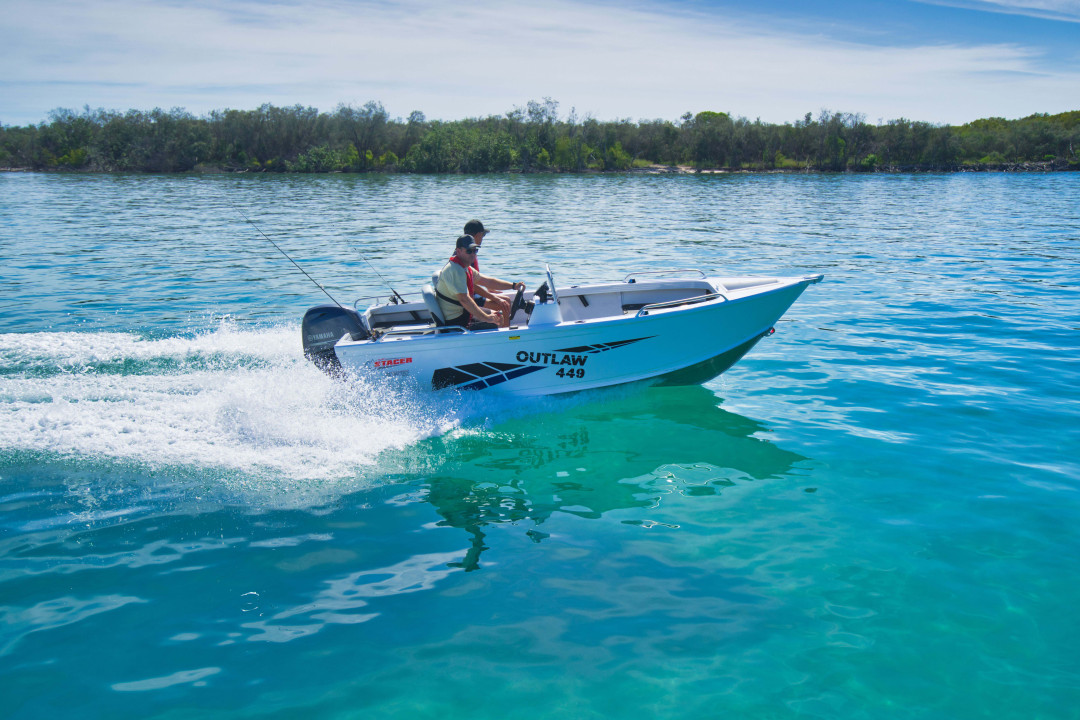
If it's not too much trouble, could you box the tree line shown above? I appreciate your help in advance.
[1,99,1077,174]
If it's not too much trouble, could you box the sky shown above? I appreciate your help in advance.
[1,0,1078,127]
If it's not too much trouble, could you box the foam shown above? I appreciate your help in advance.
[0,324,465,490]
[1,322,291,366]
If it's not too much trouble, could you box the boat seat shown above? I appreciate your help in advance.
[421,284,446,326]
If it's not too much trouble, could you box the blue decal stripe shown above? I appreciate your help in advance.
[556,336,653,354]
[434,363,545,391]
[506,366,545,380]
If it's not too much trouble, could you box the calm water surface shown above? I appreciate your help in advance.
[1,172,1078,719]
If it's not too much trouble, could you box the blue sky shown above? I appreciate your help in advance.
[2,0,1077,127]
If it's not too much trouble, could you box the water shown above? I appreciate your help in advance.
[1,172,1078,719]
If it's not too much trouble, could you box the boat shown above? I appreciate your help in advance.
[301,267,823,396]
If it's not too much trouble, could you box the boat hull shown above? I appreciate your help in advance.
[331,276,817,396]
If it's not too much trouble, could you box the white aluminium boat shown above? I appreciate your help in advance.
[301,268,823,396]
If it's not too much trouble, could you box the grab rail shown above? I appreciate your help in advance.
[635,292,726,317]
[623,269,708,283]
[354,292,422,311]
[374,325,467,340]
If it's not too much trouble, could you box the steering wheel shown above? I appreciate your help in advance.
[509,285,526,321]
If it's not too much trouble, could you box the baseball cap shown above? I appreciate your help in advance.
[464,219,488,236]
[456,234,480,251]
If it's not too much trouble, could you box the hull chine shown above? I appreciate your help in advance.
[653,328,771,387]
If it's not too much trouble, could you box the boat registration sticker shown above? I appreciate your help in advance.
[508,335,520,340]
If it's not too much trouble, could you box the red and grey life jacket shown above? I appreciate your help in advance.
[434,256,475,319]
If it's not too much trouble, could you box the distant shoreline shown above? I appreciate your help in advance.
[3,104,1077,175]
[633,162,1077,174]
[4,162,1076,175]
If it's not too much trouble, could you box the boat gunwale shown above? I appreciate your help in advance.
[337,274,816,350]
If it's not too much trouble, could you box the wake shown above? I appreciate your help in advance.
[0,322,464,486]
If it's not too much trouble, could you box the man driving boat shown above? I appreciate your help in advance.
[435,236,514,329]
[462,219,524,319]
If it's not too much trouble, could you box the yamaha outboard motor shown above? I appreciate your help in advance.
[301,305,370,372]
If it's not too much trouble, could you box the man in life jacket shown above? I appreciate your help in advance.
[435,235,515,329]
[462,219,522,319]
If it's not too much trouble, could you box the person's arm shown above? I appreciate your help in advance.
[474,272,525,293]
[457,292,500,324]
[474,283,509,311]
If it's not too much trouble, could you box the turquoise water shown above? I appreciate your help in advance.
[1,172,1078,719]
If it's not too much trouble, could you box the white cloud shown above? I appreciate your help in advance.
[914,0,1080,23]
[2,0,1078,126]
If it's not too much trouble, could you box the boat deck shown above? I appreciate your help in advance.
[364,275,791,332]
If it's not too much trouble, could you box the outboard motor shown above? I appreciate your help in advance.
[301,305,370,371]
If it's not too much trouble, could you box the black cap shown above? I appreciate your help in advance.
[456,234,479,251]
[464,219,487,236]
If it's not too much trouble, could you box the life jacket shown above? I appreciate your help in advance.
[435,256,475,320]
[450,255,474,295]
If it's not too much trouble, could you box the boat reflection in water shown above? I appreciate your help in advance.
[401,384,808,571]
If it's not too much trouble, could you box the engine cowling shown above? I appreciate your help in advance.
[301,305,369,371]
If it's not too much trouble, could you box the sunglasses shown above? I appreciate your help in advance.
[465,247,479,254]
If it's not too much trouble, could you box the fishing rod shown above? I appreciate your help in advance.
[320,217,408,305]
[352,246,407,305]
[234,208,344,309]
